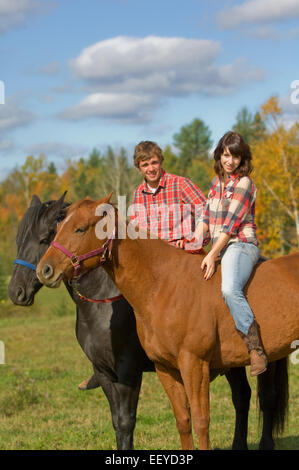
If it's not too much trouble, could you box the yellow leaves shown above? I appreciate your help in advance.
[252,98,299,256]
[261,96,282,119]
[260,96,284,133]
[4,193,25,221]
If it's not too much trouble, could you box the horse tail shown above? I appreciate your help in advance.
[272,357,289,436]
[257,357,289,436]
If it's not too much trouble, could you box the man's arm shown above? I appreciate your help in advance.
[180,178,207,206]
[179,178,210,249]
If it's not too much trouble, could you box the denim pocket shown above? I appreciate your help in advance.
[242,243,260,265]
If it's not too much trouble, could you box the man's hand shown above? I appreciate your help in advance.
[175,240,185,249]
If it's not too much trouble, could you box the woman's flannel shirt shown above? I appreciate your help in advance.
[201,174,258,247]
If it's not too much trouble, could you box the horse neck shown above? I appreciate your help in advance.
[104,235,165,308]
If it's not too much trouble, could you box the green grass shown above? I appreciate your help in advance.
[0,287,298,450]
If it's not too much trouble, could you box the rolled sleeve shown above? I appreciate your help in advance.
[221,177,256,236]
[201,200,210,226]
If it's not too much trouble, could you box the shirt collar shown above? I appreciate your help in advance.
[142,169,166,193]
[223,173,239,186]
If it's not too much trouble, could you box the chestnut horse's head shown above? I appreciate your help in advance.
[36,192,115,287]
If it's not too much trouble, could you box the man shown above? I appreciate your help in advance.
[79,141,207,391]
[130,141,207,250]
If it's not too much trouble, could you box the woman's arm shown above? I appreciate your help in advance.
[201,177,256,280]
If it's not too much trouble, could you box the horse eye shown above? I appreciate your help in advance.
[40,237,49,244]
[75,227,87,233]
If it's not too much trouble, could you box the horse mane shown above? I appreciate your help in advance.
[16,199,71,244]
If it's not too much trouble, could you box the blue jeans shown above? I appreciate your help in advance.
[221,242,260,335]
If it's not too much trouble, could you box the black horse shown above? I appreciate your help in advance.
[8,193,289,450]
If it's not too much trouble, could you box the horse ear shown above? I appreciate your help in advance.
[104,191,113,203]
[30,194,41,207]
[44,191,69,224]
[58,191,68,205]
[95,191,114,207]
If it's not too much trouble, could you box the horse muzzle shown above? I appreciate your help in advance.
[37,263,64,287]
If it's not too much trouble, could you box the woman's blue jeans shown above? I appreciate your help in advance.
[221,242,260,335]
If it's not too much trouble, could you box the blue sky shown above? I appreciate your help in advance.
[0,0,299,177]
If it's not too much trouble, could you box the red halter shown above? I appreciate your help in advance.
[50,230,123,304]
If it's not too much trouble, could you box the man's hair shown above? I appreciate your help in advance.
[214,131,253,179]
[134,141,164,168]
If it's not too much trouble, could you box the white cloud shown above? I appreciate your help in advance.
[70,36,221,80]
[218,0,299,29]
[0,0,51,35]
[60,92,158,123]
[0,97,36,132]
[0,139,14,151]
[61,36,265,123]
[25,142,89,159]
[244,25,282,40]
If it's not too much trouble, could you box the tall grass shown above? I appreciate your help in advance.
[0,287,298,450]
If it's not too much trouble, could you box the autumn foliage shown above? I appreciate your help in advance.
[252,98,299,256]
[0,97,298,300]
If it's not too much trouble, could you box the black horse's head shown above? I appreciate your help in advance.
[8,192,69,306]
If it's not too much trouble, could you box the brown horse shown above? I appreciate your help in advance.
[36,195,299,450]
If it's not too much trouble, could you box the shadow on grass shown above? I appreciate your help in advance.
[274,435,299,450]
[213,434,299,450]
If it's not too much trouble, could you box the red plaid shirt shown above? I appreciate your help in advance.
[201,174,258,246]
[129,170,207,246]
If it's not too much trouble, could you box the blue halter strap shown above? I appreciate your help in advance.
[14,259,36,272]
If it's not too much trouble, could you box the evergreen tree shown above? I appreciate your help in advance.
[173,118,212,171]
[232,107,266,143]
[48,162,57,174]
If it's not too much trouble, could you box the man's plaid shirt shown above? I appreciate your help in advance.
[130,170,207,246]
[201,174,258,246]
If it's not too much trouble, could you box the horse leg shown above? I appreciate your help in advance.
[256,363,277,450]
[100,379,123,449]
[225,367,251,450]
[100,375,142,450]
[179,352,211,450]
[155,363,194,450]
[114,376,142,450]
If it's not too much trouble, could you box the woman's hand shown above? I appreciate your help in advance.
[201,233,231,280]
[201,252,217,280]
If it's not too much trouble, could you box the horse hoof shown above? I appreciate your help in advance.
[78,375,100,390]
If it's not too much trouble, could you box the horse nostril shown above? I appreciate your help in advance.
[17,286,25,302]
[42,264,54,279]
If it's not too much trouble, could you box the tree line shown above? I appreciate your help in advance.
[0,96,298,299]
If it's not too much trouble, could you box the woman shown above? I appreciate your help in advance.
[180,131,267,376]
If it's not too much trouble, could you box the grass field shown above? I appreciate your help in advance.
[0,286,298,450]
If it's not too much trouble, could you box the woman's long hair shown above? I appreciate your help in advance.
[214,131,253,179]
